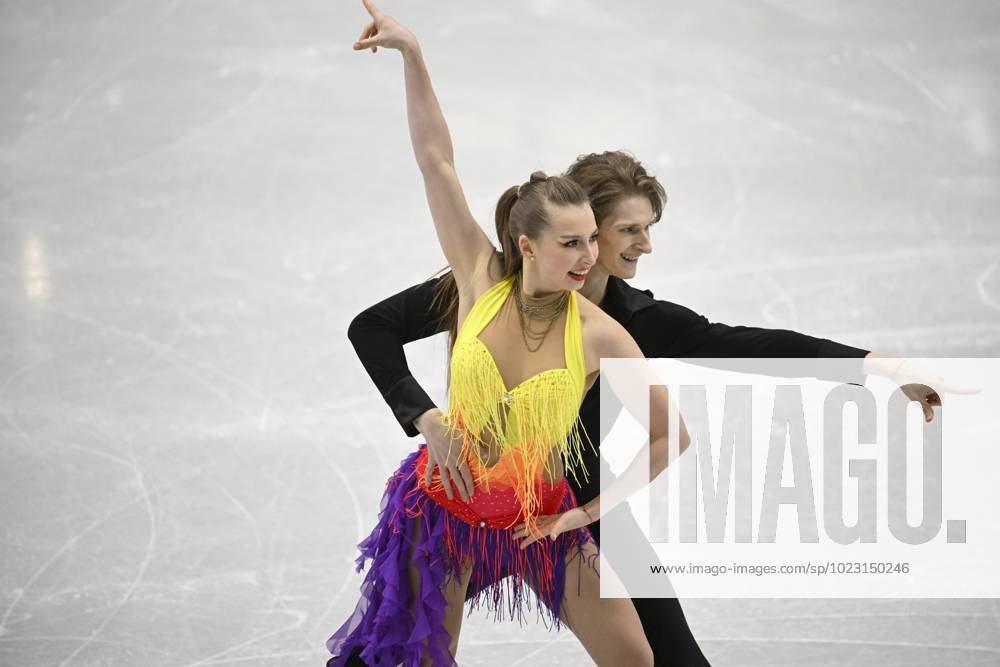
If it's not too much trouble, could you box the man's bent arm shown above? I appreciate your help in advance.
[348,276,448,437]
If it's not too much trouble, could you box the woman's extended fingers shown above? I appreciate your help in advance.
[353,0,415,54]
[516,526,544,549]
[366,23,378,53]
[353,28,381,52]
[355,21,377,52]
[357,20,374,43]
[512,517,557,549]
[519,522,557,549]
[512,519,548,538]
[361,0,383,20]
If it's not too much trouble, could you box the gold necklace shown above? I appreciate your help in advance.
[512,273,568,353]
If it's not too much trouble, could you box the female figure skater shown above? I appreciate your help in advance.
[326,2,688,665]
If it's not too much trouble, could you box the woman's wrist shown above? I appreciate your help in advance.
[581,503,598,524]
[399,35,421,59]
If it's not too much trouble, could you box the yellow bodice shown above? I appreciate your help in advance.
[443,275,590,522]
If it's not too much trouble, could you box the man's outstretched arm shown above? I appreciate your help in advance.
[637,301,944,421]
[635,299,869,383]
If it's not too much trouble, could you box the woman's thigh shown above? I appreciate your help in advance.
[550,541,653,667]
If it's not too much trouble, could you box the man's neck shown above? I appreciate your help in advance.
[580,266,611,306]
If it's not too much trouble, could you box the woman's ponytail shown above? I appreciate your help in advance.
[494,185,523,277]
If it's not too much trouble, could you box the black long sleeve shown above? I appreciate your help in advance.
[347,277,447,437]
[639,300,868,360]
[600,277,869,384]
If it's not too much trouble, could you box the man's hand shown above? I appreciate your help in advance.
[899,383,941,423]
[864,353,979,423]
[415,408,474,502]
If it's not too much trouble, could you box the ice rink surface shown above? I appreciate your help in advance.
[1,0,999,664]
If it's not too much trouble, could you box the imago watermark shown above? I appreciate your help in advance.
[597,358,992,598]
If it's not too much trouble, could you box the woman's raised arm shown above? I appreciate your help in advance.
[354,0,495,287]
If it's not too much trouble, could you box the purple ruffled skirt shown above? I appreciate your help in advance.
[325,446,596,666]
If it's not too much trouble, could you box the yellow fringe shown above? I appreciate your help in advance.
[439,276,592,530]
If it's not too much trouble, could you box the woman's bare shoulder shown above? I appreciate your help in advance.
[577,292,638,377]
[577,292,620,336]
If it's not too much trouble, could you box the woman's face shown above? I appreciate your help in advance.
[519,203,598,292]
[595,195,656,279]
